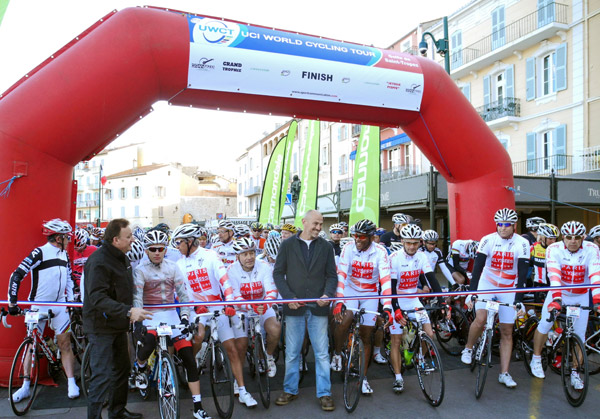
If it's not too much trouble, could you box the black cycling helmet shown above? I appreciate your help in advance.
[153,223,171,234]
[353,219,377,236]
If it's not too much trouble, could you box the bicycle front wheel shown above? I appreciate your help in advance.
[254,334,270,408]
[520,316,544,376]
[343,335,364,413]
[9,338,40,416]
[80,343,92,398]
[209,342,234,419]
[157,352,180,419]
[435,308,469,356]
[475,330,492,399]
[561,334,589,407]
[415,335,445,406]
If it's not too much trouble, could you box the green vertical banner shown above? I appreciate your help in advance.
[294,120,320,227]
[258,136,287,225]
[349,125,380,227]
[278,120,297,219]
[0,0,10,28]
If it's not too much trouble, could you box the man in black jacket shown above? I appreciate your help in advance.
[83,218,152,419]
[273,210,337,411]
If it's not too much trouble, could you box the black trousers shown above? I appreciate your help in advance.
[87,332,130,419]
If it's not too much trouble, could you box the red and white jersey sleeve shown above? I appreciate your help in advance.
[336,242,391,297]
[212,241,237,267]
[478,232,529,289]
[176,247,236,303]
[384,249,432,309]
[227,259,277,311]
[546,241,600,301]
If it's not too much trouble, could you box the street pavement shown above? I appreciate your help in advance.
[1,349,599,419]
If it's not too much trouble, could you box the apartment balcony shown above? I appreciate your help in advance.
[512,155,572,177]
[336,164,423,190]
[244,186,261,197]
[77,200,99,208]
[476,97,521,129]
[448,3,568,79]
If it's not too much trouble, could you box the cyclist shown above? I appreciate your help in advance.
[262,223,275,240]
[530,223,560,303]
[127,240,146,270]
[172,223,257,408]
[380,214,408,248]
[461,208,528,388]
[72,228,98,291]
[373,228,386,245]
[212,220,237,267]
[258,235,281,268]
[234,224,252,239]
[132,229,209,419]
[384,224,443,393]
[250,222,266,254]
[8,218,80,401]
[90,227,104,247]
[328,224,344,260]
[339,221,349,237]
[281,223,298,241]
[419,229,454,289]
[587,225,600,247]
[228,238,281,378]
[446,239,479,285]
[529,221,600,387]
[332,219,391,394]
[522,216,546,245]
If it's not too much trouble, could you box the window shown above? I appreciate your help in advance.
[538,0,555,27]
[526,124,566,173]
[451,30,462,68]
[105,189,113,200]
[526,44,567,101]
[85,192,91,202]
[491,6,505,50]
[351,124,361,137]
[158,206,164,217]
[120,207,125,217]
[339,154,348,175]
[495,73,504,103]
[94,192,99,201]
[249,157,253,169]
[134,205,140,217]
[401,40,411,53]
[388,148,400,169]
[156,186,166,198]
[107,208,112,219]
[239,202,243,213]
[226,198,230,205]
[321,145,329,165]
[483,65,514,108]
[119,187,126,199]
[292,152,298,173]
[322,182,329,193]
[77,210,84,219]
[238,183,242,195]
[404,144,411,167]
[542,54,552,96]
[77,194,82,205]
[338,125,347,141]
[133,186,141,199]
[460,84,471,102]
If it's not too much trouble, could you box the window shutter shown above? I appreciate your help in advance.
[527,132,537,174]
[555,43,567,92]
[505,65,514,99]
[526,57,536,101]
[553,125,566,169]
[483,76,490,107]
[461,83,471,102]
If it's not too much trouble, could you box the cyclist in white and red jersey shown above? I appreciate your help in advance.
[331,219,391,394]
[447,239,478,285]
[530,221,600,388]
[419,230,454,289]
[461,208,528,389]
[212,220,237,267]
[250,222,266,254]
[133,229,209,419]
[172,223,258,408]
[258,235,281,268]
[384,224,443,394]
[8,219,80,401]
[228,238,281,378]
[72,228,97,291]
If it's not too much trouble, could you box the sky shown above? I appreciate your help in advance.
[0,0,469,178]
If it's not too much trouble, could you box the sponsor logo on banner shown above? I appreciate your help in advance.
[406,84,423,94]
[222,61,242,73]
[250,67,269,72]
[190,18,240,46]
[301,71,333,82]
[342,77,351,83]
[192,57,216,71]
[386,82,401,90]
[281,70,291,76]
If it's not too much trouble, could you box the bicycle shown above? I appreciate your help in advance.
[584,312,600,375]
[2,308,64,416]
[67,304,87,365]
[195,310,235,419]
[541,304,591,407]
[241,312,271,408]
[399,306,445,407]
[432,299,469,356]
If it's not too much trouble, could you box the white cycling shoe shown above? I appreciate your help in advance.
[460,348,472,365]
[529,358,545,379]
[571,371,584,390]
[68,383,80,399]
[12,385,31,403]
[361,379,373,395]
[239,391,258,407]
[267,357,277,378]
[330,354,342,372]
[373,353,387,364]
[498,372,517,388]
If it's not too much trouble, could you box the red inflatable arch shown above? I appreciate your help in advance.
[0,6,514,380]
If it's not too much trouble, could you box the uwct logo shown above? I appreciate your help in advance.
[190,18,240,46]
[405,84,423,94]
[192,58,215,71]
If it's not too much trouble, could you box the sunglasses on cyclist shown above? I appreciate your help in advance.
[496,222,513,227]
[252,229,262,232]
[147,247,166,253]
[331,230,343,234]
[353,234,369,240]
[564,235,583,241]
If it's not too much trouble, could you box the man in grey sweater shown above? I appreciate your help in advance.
[273,210,337,411]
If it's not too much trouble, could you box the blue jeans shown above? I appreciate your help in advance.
[283,310,331,398]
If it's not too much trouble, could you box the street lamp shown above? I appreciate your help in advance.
[418,16,450,74]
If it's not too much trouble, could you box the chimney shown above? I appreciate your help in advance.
[137,146,144,168]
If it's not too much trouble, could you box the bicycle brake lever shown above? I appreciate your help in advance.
[1,310,11,329]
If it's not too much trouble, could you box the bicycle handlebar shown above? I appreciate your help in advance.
[1,307,11,329]
[145,322,196,341]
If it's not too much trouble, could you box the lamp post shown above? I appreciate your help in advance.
[98,164,103,227]
[418,16,450,74]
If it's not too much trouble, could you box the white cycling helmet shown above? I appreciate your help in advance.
[172,223,202,240]
[561,221,586,237]
[467,240,480,259]
[42,218,72,236]
[74,229,89,248]
[127,240,145,263]
[218,220,236,231]
[264,236,281,259]
[392,213,411,225]
[329,223,343,233]
[588,225,600,239]
[234,224,251,238]
[143,230,169,248]
[400,224,423,239]
[537,223,559,239]
[318,231,327,239]
[494,208,518,224]
[340,237,354,249]
[232,237,256,254]
[526,216,546,229]
[422,230,439,242]
[389,242,404,253]
[132,225,145,242]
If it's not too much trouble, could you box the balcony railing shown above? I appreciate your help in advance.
[244,186,261,197]
[476,97,520,122]
[579,146,600,172]
[77,200,98,208]
[450,3,568,71]
[336,165,422,190]
[512,155,572,177]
